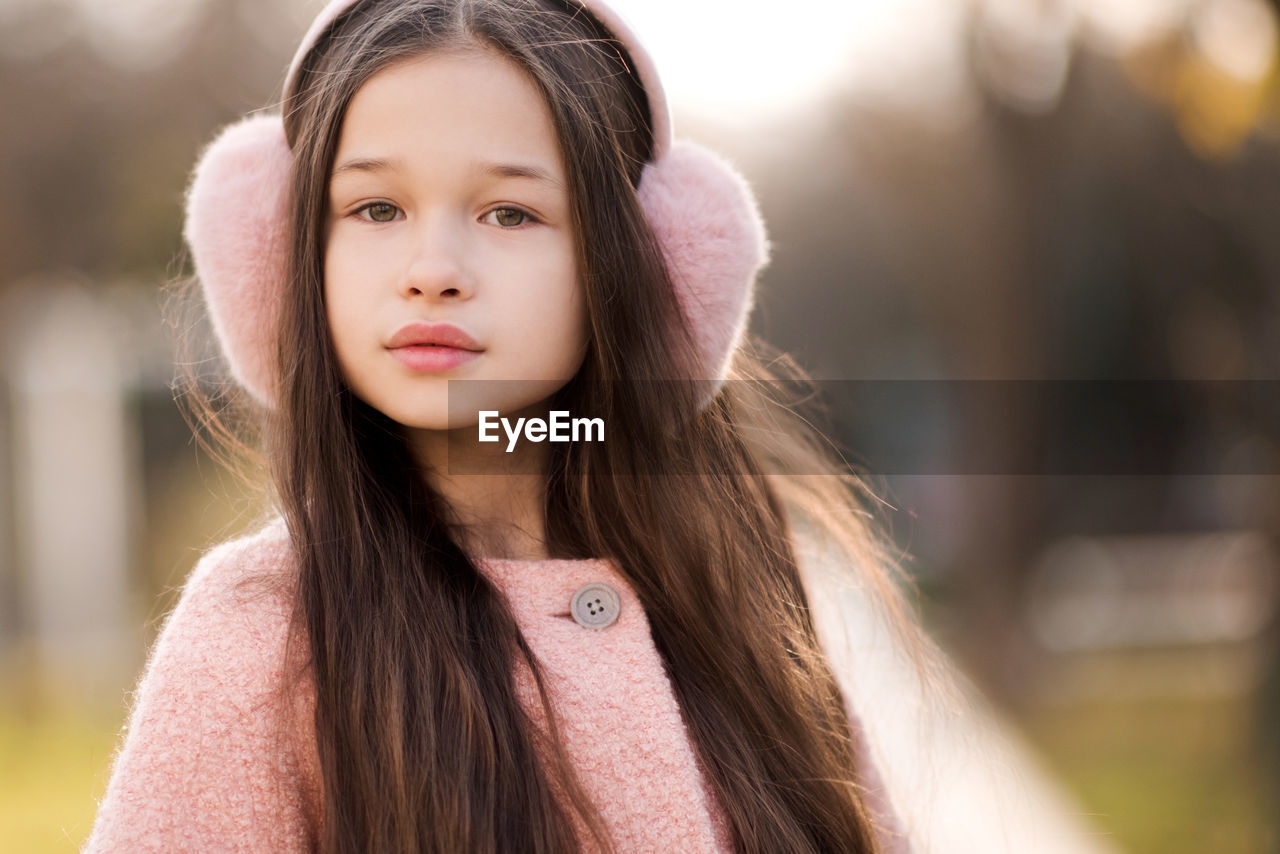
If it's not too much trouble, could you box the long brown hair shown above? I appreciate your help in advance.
[174,0,944,850]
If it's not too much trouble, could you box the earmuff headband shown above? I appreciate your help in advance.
[184,0,767,409]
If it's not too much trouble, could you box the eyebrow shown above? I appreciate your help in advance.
[331,156,562,187]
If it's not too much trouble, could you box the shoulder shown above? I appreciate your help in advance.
[84,515,318,852]
[178,515,296,630]
[184,513,295,600]
[150,514,301,714]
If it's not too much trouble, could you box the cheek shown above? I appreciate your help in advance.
[564,282,589,357]
[499,286,586,380]
[552,239,587,341]
[548,287,590,380]
[323,239,367,328]
[500,245,585,354]
[321,272,346,347]
[540,261,588,369]
[321,255,368,372]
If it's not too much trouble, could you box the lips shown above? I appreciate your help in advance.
[387,321,483,351]
[386,321,483,373]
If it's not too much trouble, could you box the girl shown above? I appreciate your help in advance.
[85,0,946,851]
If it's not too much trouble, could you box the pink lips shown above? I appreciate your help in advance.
[387,321,483,372]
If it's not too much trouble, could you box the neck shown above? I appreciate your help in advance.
[406,423,552,561]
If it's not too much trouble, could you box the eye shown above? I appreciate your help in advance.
[486,207,536,228]
[355,202,400,223]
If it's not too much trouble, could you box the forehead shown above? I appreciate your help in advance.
[333,48,566,183]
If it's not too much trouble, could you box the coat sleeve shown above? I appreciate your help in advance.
[793,522,1123,854]
[83,525,319,853]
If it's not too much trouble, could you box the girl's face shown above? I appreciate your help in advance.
[324,49,588,433]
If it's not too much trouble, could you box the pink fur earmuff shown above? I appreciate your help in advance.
[184,0,770,409]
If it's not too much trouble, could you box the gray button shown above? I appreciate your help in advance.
[570,583,621,629]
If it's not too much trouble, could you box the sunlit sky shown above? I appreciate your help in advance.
[604,0,910,127]
[59,0,920,126]
[34,0,1273,131]
[607,0,1275,124]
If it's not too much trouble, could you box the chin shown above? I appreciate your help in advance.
[380,404,474,433]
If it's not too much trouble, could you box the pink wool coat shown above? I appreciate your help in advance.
[83,517,910,853]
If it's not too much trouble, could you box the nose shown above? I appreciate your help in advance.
[398,215,475,301]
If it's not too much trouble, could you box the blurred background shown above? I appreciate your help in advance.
[1,0,1278,850]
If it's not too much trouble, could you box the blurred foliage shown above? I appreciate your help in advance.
[0,701,123,854]
[1024,695,1279,853]
[0,0,303,287]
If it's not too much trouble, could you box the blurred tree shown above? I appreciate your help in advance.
[0,0,303,290]
[748,0,1280,709]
